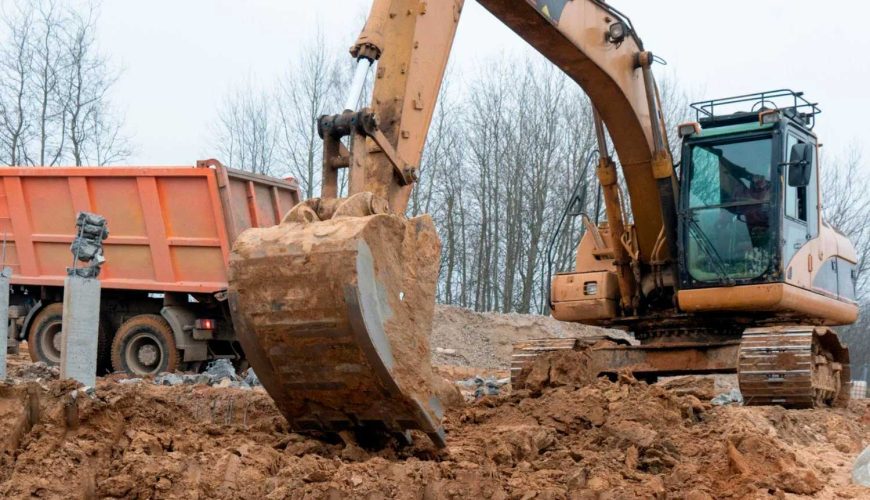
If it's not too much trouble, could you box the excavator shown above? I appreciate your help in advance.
[227,0,856,448]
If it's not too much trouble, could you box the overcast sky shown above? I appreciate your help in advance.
[96,0,869,166]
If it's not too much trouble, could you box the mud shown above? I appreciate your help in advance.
[431,305,630,371]
[1,350,867,499]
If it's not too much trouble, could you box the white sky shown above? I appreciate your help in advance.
[98,0,870,165]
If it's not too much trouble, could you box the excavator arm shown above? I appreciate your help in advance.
[341,0,677,311]
[228,0,677,447]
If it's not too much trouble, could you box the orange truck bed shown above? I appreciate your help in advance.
[0,160,300,293]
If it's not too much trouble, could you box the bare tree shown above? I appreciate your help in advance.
[63,4,128,166]
[822,145,870,294]
[213,82,279,175]
[31,0,67,166]
[824,146,870,376]
[0,2,34,165]
[276,29,346,198]
[0,0,129,166]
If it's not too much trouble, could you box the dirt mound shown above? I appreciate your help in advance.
[513,348,599,393]
[1,371,866,499]
[431,305,629,370]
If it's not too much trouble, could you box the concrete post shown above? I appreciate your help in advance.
[59,212,108,388]
[0,267,11,381]
[59,276,101,387]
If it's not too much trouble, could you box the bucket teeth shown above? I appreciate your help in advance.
[228,213,446,447]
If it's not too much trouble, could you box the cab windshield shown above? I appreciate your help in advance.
[685,137,774,283]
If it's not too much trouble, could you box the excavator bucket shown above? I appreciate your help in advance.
[227,211,446,447]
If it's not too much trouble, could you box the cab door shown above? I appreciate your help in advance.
[782,132,818,271]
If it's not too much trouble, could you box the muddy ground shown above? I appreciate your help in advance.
[1,306,869,499]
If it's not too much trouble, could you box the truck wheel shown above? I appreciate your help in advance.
[28,303,114,372]
[111,315,179,376]
[27,303,64,365]
[96,321,114,375]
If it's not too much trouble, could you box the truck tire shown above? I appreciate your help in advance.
[111,314,179,376]
[27,303,64,365]
[28,302,114,372]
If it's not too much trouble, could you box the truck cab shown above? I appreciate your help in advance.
[676,90,858,324]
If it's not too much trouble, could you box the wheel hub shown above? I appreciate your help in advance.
[51,328,63,353]
[125,332,165,375]
[137,344,159,366]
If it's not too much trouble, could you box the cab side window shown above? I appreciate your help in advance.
[785,134,809,222]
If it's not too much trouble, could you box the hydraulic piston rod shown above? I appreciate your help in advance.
[344,58,374,112]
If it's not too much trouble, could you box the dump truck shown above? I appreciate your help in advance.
[229,0,856,448]
[1,159,300,375]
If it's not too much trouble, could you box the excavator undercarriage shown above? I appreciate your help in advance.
[511,325,851,409]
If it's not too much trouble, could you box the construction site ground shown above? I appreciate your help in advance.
[1,305,868,499]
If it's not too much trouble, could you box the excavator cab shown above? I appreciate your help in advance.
[676,90,857,324]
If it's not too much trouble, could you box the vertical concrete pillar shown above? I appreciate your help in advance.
[0,267,10,381]
[59,276,101,387]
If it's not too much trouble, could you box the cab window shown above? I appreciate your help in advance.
[785,134,808,222]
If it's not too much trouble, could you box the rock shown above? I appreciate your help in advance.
[99,475,134,497]
[565,468,587,489]
[778,469,823,495]
[154,373,183,386]
[243,368,260,387]
[204,358,238,382]
[586,476,609,491]
[118,378,142,385]
[726,440,750,475]
[605,420,657,448]
[304,470,332,483]
[645,476,665,496]
[625,445,639,470]
[685,490,714,500]
[432,375,465,409]
[852,445,870,486]
[456,375,509,399]
[659,376,716,400]
[13,361,59,381]
[712,389,743,406]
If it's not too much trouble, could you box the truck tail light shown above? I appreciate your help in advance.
[195,318,215,330]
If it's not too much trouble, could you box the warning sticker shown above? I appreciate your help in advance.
[530,0,569,24]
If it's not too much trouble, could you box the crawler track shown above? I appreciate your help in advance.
[738,326,850,408]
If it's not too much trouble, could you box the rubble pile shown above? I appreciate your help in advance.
[1,366,866,499]
[152,359,262,390]
[431,305,629,370]
[1,309,867,498]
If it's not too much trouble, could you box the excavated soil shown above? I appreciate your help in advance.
[1,346,868,499]
[2,303,869,499]
[430,305,630,370]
